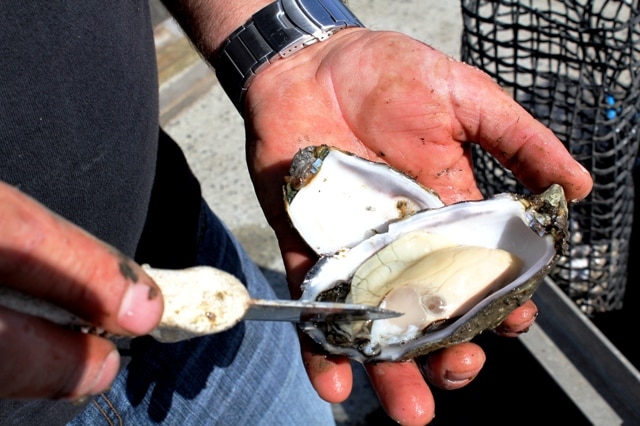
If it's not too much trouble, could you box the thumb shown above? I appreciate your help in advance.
[0,181,163,399]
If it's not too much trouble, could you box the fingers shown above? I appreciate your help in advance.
[494,299,538,337]
[417,300,537,392]
[0,306,119,399]
[300,336,437,426]
[299,334,353,403]
[0,182,164,399]
[449,65,593,202]
[418,342,486,391]
[365,360,435,426]
[0,181,163,335]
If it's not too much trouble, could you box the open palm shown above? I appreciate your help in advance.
[242,29,592,425]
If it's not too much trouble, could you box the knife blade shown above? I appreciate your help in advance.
[244,299,402,323]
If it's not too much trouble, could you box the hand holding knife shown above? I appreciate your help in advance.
[0,265,401,343]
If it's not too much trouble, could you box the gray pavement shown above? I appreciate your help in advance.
[154,1,639,425]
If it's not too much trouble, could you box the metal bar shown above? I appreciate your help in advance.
[520,278,640,424]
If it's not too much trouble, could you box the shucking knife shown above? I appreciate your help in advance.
[0,265,401,343]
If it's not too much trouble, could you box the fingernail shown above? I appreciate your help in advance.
[422,360,475,386]
[69,349,120,400]
[118,282,163,334]
[444,370,475,385]
[89,350,120,395]
[495,323,532,337]
[578,162,590,175]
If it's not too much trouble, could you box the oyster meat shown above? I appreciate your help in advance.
[285,145,568,362]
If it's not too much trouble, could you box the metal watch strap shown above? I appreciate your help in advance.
[213,0,364,113]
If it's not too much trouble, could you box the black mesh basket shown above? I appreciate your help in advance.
[460,0,640,315]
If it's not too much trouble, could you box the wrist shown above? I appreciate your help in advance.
[208,1,274,56]
[162,0,272,58]
[211,0,365,114]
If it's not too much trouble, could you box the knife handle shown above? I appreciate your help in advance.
[143,265,251,341]
[0,266,251,343]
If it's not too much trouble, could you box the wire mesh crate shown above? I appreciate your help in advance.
[460,0,640,315]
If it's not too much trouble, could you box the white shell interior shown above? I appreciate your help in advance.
[300,194,557,361]
[286,149,444,255]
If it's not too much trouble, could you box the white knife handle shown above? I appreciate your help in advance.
[0,265,251,343]
[143,265,251,342]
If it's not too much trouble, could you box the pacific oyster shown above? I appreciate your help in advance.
[285,145,568,362]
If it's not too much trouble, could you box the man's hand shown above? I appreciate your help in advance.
[0,182,164,400]
[242,29,592,425]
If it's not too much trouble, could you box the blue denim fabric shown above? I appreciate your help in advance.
[0,201,334,425]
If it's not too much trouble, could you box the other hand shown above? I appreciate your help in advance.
[0,181,164,400]
[243,29,592,425]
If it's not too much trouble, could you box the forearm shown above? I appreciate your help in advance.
[161,0,272,58]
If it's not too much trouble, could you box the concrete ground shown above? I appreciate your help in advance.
[152,1,639,424]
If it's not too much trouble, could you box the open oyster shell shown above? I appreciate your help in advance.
[285,145,444,255]
[285,145,568,362]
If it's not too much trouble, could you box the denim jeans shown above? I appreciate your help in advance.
[1,201,334,425]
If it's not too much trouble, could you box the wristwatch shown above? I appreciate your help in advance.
[213,0,365,113]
